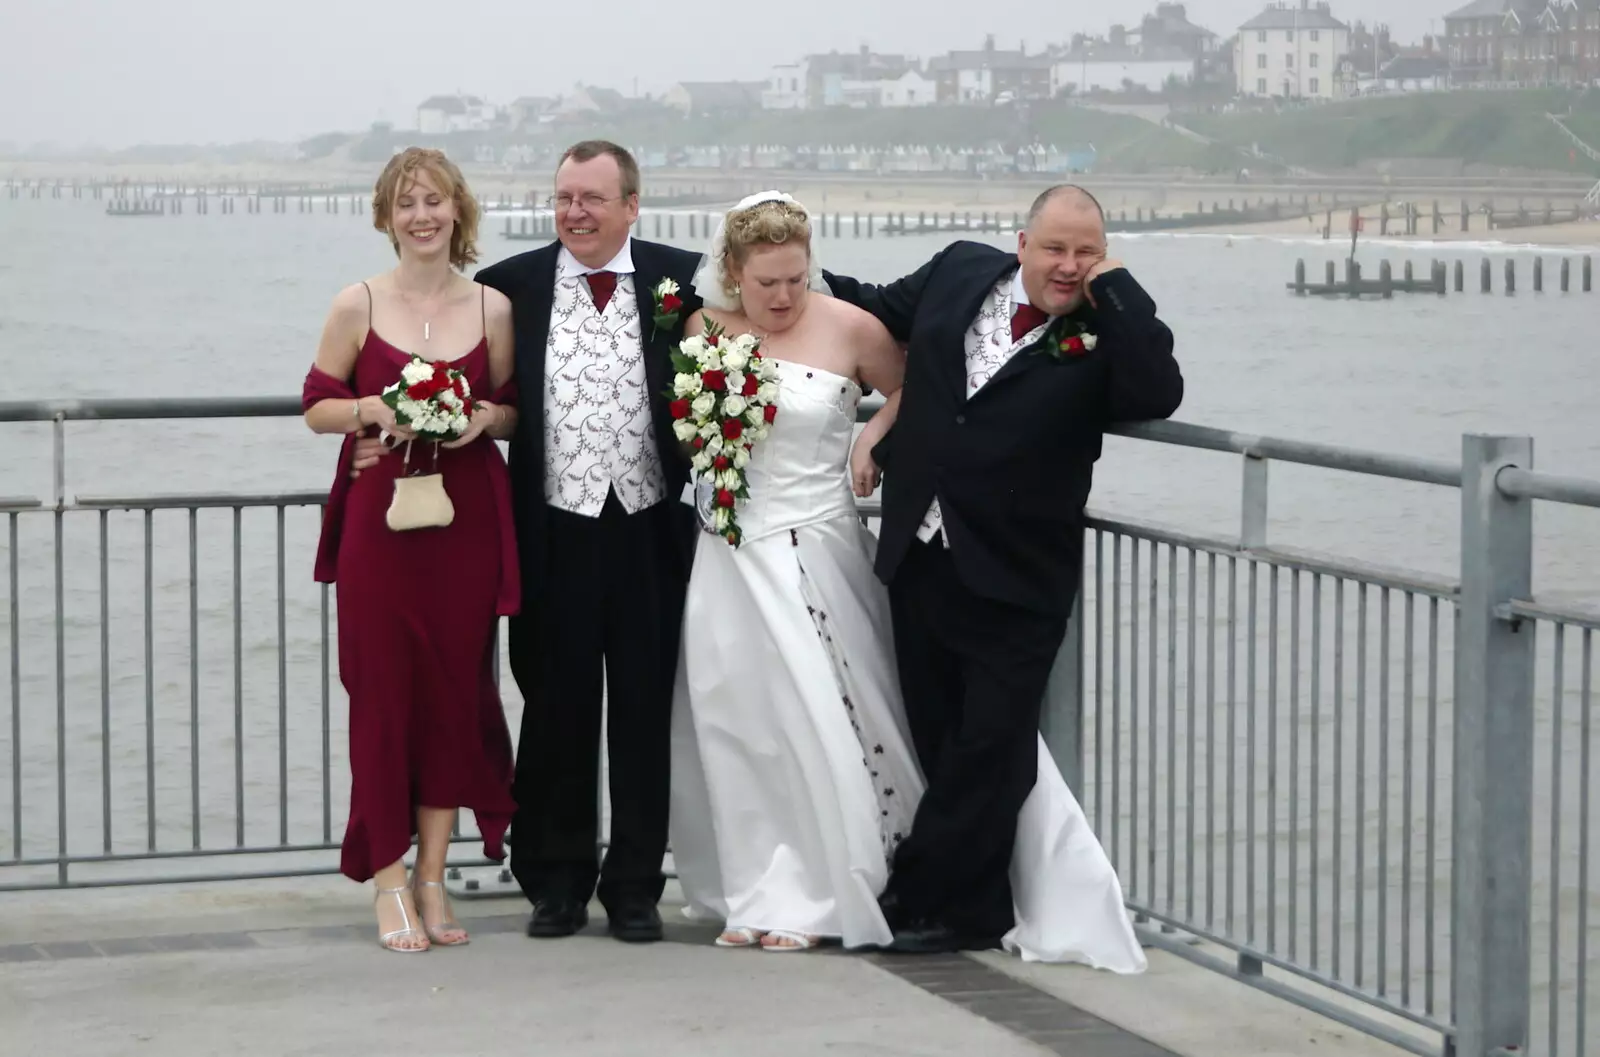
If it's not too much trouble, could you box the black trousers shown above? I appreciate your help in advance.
[884,537,1069,939]
[506,491,687,912]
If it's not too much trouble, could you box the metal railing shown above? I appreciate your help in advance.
[1,398,1597,1057]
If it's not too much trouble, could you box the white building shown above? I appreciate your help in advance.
[876,69,937,106]
[762,61,809,109]
[1050,46,1194,93]
[415,94,495,134]
[1234,1,1350,99]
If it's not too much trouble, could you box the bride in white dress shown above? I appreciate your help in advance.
[667,191,1145,970]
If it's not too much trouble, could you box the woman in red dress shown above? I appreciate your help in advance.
[302,148,520,953]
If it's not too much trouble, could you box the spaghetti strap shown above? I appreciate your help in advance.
[360,281,372,328]
[480,285,487,348]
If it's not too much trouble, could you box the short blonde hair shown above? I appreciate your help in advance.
[372,147,480,269]
[722,199,811,299]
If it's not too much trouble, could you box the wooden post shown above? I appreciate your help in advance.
[1482,258,1492,293]
[1533,258,1542,293]
[1380,259,1393,299]
[1325,260,1336,286]
[1455,259,1465,292]
[1584,255,1593,293]
[1403,260,1414,284]
[1505,259,1516,295]
[1560,258,1570,293]
[1380,202,1390,236]
[1294,258,1306,294]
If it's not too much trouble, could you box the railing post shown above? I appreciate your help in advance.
[1241,454,1269,548]
[1041,542,1085,798]
[1452,433,1534,1057]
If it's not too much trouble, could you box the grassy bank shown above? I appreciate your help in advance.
[1180,88,1600,174]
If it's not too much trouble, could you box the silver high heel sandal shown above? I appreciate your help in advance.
[374,885,430,953]
[412,878,470,946]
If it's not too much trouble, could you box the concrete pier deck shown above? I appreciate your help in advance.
[2,877,1417,1057]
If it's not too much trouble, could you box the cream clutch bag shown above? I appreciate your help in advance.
[386,440,454,532]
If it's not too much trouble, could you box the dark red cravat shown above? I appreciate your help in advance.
[585,271,617,312]
[1010,303,1047,343]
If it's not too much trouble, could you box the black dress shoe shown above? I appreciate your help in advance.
[885,920,1002,954]
[527,898,589,938]
[877,889,909,932]
[606,902,663,943]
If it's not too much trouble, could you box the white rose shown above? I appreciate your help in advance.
[673,419,699,442]
[745,406,764,428]
[699,422,718,440]
[691,450,711,472]
[1081,333,1098,350]
[657,278,679,296]
[733,447,750,470]
[706,435,724,456]
[722,395,747,417]
[757,382,778,404]
[673,373,702,397]
[400,360,432,386]
[720,347,749,372]
[695,347,722,370]
[691,393,716,419]
[724,371,746,395]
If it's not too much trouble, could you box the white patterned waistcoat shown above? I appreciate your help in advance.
[916,272,1047,545]
[541,262,667,516]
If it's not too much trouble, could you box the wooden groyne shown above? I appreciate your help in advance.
[1289,255,1593,297]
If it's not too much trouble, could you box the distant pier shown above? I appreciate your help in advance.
[1289,254,1593,297]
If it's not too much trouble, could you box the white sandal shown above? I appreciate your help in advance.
[374,885,429,953]
[761,929,820,952]
[715,926,764,948]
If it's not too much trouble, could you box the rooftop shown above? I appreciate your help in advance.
[1239,2,1350,30]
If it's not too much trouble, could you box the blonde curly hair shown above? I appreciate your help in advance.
[721,199,811,300]
[372,147,481,269]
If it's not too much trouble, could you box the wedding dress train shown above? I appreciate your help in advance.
[666,356,1144,971]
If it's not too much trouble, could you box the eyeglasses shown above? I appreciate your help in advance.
[546,192,624,211]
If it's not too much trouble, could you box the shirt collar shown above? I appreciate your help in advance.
[1009,268,1030,310]
[558,236,635,277]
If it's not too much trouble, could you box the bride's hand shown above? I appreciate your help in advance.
[849,440,881,497]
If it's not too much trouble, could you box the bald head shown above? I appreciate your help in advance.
[1026,184,1105,230]
[1016,184,1108,316]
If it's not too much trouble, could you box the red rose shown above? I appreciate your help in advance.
[713,455,729,470]
[702,369,726,391]
[406,378,441,400]
[692,436,705,449]
[669,398,691,419]
[715,489,735,508]
[722,418,743,440]
[741,374,759,397]
[763,405,778,424]
[661,293,682,313]
[707,333,719,346]
[1063,336,1085,355]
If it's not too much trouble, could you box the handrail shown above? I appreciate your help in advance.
[3,396,1599,506]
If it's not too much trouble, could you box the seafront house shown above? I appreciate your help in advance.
[1443,0,1600,85]
[1234,0,1352,98]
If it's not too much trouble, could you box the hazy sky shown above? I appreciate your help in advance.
[1,0,1451,147]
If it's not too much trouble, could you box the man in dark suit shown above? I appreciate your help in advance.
[824,185,1182,953]
[356,140,703,942]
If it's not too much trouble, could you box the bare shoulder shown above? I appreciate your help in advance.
[818,293,891,342]
[691,307,751,337]
[480,282,513,322]
[326,282,374,334]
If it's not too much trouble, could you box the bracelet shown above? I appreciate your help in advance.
[351,400,362,427]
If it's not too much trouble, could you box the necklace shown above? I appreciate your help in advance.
[395,281,448,342]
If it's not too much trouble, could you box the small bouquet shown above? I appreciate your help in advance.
[665,319,780,546]
[381,354,473,440]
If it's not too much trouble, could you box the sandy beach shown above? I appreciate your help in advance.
[8,158,1597,249]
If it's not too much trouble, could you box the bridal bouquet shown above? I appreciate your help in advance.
[666,320,780,546]
[381,353,473,440]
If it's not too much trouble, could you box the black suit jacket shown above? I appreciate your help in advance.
[824,240,1183,616]
[474,238,705,606]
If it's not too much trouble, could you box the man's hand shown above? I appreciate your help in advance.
[1083,257,1124,308]
[349,435,389,479]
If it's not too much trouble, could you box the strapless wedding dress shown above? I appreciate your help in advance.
[667,356,1145,970]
